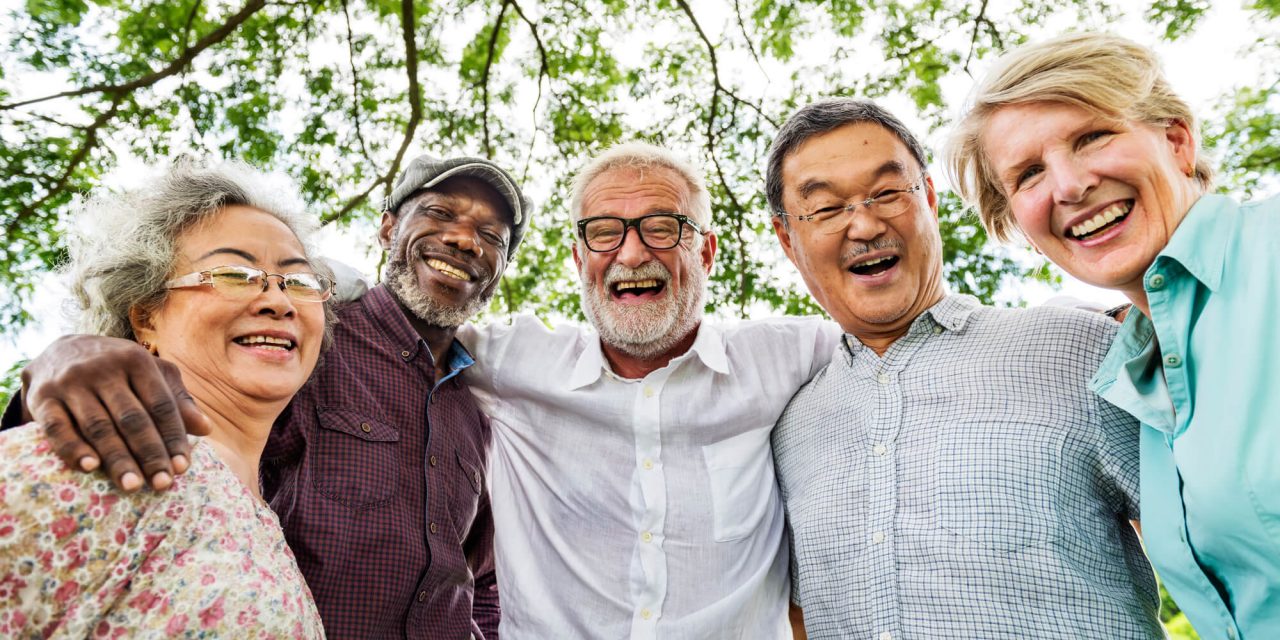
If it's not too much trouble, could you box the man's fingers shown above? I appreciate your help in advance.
[36,399,101,472]
[102,384,176,490]
[62,391,145,492]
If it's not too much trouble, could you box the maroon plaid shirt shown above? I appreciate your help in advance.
[263,284,498,639]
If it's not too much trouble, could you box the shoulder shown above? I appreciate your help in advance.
[714,315,840,350]
[964,303,1118,364]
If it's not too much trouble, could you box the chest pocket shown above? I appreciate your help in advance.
[936,420,1064,552]
[703,427,777,543]
[312,408,400,509]
[452,450,483,537]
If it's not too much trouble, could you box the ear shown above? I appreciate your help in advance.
[377,211,397,250]
[1165,118,1197,176]
[129,305,157,349]
[924,174,940,219]
[700,230,717,274]
[572,241,582,271]
[771,215,799,265]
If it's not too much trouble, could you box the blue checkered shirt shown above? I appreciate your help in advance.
[773,296,1164,639]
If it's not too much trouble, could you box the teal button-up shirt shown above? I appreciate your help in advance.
[1091,194,1280,640]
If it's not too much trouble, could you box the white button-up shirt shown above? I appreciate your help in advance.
[459,315,839,639]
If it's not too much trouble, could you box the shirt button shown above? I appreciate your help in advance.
[1164,353,1183,368]
[873,443,888,456]
[474,471,482,486]
[643,459,655,470]
[1147,273,1166,290]
[430,455,438,467]
[877,373,890,385]
[360,422,371,433]
[643,386,655,398]
[417,590,427,602]
[879,632,893,640]
[429,522,438,534]
[932,326,942,335]
[641,608,653,620]
[1227,625,1238,639]
[401,350,412,359]
[872,531,886,544]
[641,531,653,543]
[1179,529,1187,543]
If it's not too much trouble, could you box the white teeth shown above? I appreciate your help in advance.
[1071,202,1131,239]
[238,335,293,349]
[426,258,471,281]
[615,279,661,291]
[853,256,891,268]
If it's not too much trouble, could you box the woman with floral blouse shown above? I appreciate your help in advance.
[0,160,331,638]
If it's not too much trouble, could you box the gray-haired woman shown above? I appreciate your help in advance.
[0,160,330,638]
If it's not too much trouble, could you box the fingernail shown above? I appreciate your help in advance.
[172,455,189,474]
[80,456,100,472]
[151,472,173,490]
[120,472,142,492]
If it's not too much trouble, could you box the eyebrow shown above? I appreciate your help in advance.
[796,159,911,200]
[196,248,310,269]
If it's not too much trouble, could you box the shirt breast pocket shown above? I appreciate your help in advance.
[452,450,483,537]
[936,420,1064,552]
[312,408,400,510]
[703,427,777,543]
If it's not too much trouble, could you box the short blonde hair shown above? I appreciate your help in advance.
[946,32,1213,242]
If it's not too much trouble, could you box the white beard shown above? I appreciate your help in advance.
[579,253,706,361]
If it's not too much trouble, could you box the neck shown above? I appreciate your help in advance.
[397,300,459,380]
[850,288,947,357]
[1122,286,1151,319]
[188,393,283,500]
[601,322,701,379]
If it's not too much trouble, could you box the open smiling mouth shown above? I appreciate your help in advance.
[233,335,296,351]
[1069,201,1132,240]
[848,255,899,276]
[611,279,665,299]
[425,258,472,282]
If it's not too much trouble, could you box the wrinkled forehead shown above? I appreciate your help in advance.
[580,166,693,218]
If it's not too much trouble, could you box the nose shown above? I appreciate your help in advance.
[614,226,654,268]
[252,276,297,318]
[843,205,889,243]
[1048,153,1097,206]
[439,221,483,257]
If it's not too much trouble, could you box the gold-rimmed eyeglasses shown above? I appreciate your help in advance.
[164,265,334,303]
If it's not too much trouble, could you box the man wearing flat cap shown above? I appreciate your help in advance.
[6,154,532,639]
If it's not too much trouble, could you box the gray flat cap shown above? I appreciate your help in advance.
[382,154,533,259]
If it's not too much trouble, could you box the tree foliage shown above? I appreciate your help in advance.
[0,0,1269,340]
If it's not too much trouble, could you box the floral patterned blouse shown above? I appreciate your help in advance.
[0,425,325,638]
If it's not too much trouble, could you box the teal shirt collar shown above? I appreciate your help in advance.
[1157,193,1233,292]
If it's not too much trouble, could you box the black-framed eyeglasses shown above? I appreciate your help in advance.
[165,265,334,302]
[576,213,707,253]
[776,174,927,235]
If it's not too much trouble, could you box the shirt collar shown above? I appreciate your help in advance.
[566,321,727,390]
[361,284,475,377]
[841,293,976,361]
[1154,193,1232,292]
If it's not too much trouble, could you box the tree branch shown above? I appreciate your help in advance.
[676,0,755,314]
[963,0,991,76]
[732,0,767,77]
[342,0,374,165]
[479,0,513,158]
[0,0,268,111]
[13,97,123,229]
[325,0,423,224]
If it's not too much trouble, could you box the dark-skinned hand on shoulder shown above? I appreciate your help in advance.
[11,334,213,492]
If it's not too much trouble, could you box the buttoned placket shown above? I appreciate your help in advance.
[847,318,938,640]
[1142,263,1242,640]
[619,364,677,640]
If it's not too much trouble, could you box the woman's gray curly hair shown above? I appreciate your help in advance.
[65,158,334,347]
